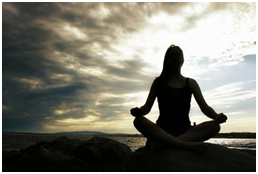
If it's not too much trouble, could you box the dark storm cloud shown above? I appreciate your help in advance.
[3,2,166,132]
[105,58,152,80]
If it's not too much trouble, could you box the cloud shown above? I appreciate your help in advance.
[181,2,255,31]
[2,2,256,133]
[203,82,256,107]
[190,80,256,127]
[2,2,158,132]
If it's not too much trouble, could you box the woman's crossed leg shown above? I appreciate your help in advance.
[134,116,220,151]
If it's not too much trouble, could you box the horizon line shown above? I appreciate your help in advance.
[2,131,256,134]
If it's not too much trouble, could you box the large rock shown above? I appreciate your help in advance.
[128,143,256,172]
[3,136,132,172]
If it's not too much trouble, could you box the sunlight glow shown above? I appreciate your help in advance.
[45,115,136,133]
[56,116,99,124]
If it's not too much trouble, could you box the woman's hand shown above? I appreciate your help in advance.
[215,113,227,124]
[130,107,143,118]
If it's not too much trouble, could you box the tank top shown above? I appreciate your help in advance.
[156,77,193,136]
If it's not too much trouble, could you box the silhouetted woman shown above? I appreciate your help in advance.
[131,45,227,151]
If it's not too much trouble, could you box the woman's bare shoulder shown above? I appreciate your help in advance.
[153,77,161,87]
[188,78,199,89]
[188,77,197,83]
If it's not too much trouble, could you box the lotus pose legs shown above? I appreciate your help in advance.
[177,120,221,142]
[133,116,206,150]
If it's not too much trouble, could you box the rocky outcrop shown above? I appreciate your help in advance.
[127,143,256,172]
[3,136,132,172]
[3,137,256,172]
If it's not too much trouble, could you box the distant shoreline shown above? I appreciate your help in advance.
[2,131,256,139]
[214,133,256,139]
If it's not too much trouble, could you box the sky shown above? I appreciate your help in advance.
[2,2,256,133]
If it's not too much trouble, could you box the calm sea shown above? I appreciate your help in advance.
[109,137,256,152]
[2,133,256,152]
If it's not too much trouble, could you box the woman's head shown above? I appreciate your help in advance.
[159,45,184,80]
[164,45,184,69]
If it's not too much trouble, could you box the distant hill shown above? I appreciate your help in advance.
[214,132,256,139]
[55,131,108,136]
[54,131,141,137]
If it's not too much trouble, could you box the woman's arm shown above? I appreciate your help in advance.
[189,78,227,123]
[131,78,159,117]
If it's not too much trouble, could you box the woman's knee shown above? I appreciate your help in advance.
[133,117,149,137]
[133,117,144,130]
[209,121,221,135]
[133,117,139,128]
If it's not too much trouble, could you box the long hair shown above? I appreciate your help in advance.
[158,45,184,83]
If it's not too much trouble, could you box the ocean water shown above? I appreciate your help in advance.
[206,138,256,151]
[2,133,256,152]
[109,137,256,152]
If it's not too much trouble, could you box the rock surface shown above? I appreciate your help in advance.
[127,143,256,172]
[3,136,132,172]
[3,137,256,172]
